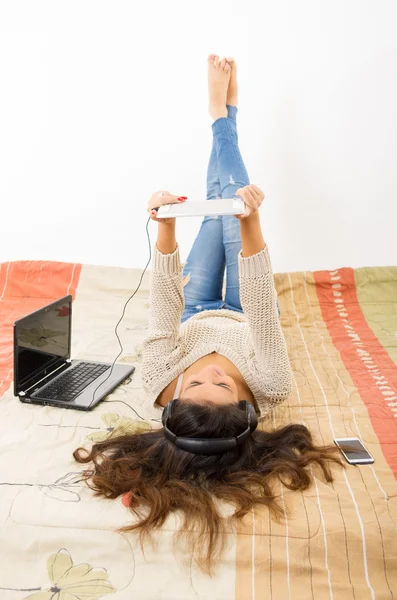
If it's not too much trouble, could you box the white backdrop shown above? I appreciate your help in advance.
[1,0,396,273]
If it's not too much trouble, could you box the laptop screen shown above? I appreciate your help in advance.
[14,296,72,393]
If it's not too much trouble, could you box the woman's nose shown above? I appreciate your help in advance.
[201,365,223,378]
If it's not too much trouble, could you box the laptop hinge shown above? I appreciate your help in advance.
[20,360,72,395]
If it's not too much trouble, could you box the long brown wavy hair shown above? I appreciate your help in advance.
[74,398,345,574]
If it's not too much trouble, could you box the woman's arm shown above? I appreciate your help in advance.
[146,189,185,329]
[145,219,184,341]
[235,187,292,402]
[235,183,266,257]
[238,240,292,402]
[141,192,187,393]
[156,221,177,254]
[239,211,266,257]
[151,222,183,336]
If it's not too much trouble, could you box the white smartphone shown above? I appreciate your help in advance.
[334,438,374,465]
[156,197,245,218]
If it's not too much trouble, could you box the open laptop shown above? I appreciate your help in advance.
[14,295,135,410]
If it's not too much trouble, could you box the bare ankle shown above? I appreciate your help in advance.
[210,105,227,121]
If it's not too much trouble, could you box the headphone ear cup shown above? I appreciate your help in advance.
[161,400,174,427]
[247,403,258,432]
[238,400,258,432]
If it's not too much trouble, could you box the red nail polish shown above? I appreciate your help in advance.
[177,196,186,201]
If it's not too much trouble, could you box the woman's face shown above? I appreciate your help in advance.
[181,364,239,405]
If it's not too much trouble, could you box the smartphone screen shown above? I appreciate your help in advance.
[334,438,374,463]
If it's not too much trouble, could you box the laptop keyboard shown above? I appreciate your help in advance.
[37,362,110,402]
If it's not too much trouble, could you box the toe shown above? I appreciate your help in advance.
[208,53,217,63]
[219,58,227,70]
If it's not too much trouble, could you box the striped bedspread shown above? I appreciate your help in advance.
[0,259,396,599]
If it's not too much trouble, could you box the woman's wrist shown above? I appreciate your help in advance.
[239,211,266,257]
[158,218,176,229]
[241,209,260,224]
[156,220,177,254]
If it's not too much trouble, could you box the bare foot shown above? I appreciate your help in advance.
[226,57,238,106]
[207,54,230,121]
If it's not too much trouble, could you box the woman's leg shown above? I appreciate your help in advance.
[181,56,279,322]
[180,175,225,322]
[214,109,281,317]
[181,110,235,322]
[211,109,247,312]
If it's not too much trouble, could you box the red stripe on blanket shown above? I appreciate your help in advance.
[314,267,397,480]
[0,261,82,398]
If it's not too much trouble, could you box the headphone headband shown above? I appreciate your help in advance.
[162,399,258,455]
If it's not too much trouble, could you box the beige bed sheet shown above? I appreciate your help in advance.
[0,258,396,599]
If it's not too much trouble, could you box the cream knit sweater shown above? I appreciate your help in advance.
[141,243,293,419]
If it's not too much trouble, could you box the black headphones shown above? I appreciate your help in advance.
[161,399,258,455]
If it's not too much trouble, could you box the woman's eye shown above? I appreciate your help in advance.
[191,381,230,389]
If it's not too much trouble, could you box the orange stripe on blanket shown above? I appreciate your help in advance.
[314,267,397,479]
[0,261,82,398]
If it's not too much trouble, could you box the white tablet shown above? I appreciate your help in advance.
[156,198,245,218]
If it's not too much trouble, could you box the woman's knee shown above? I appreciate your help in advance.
[221,181,249,198]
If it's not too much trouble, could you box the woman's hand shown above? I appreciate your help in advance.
[234,184,265,220]
[147,190,187,225]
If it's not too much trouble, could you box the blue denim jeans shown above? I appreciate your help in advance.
[181,105,280,323]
